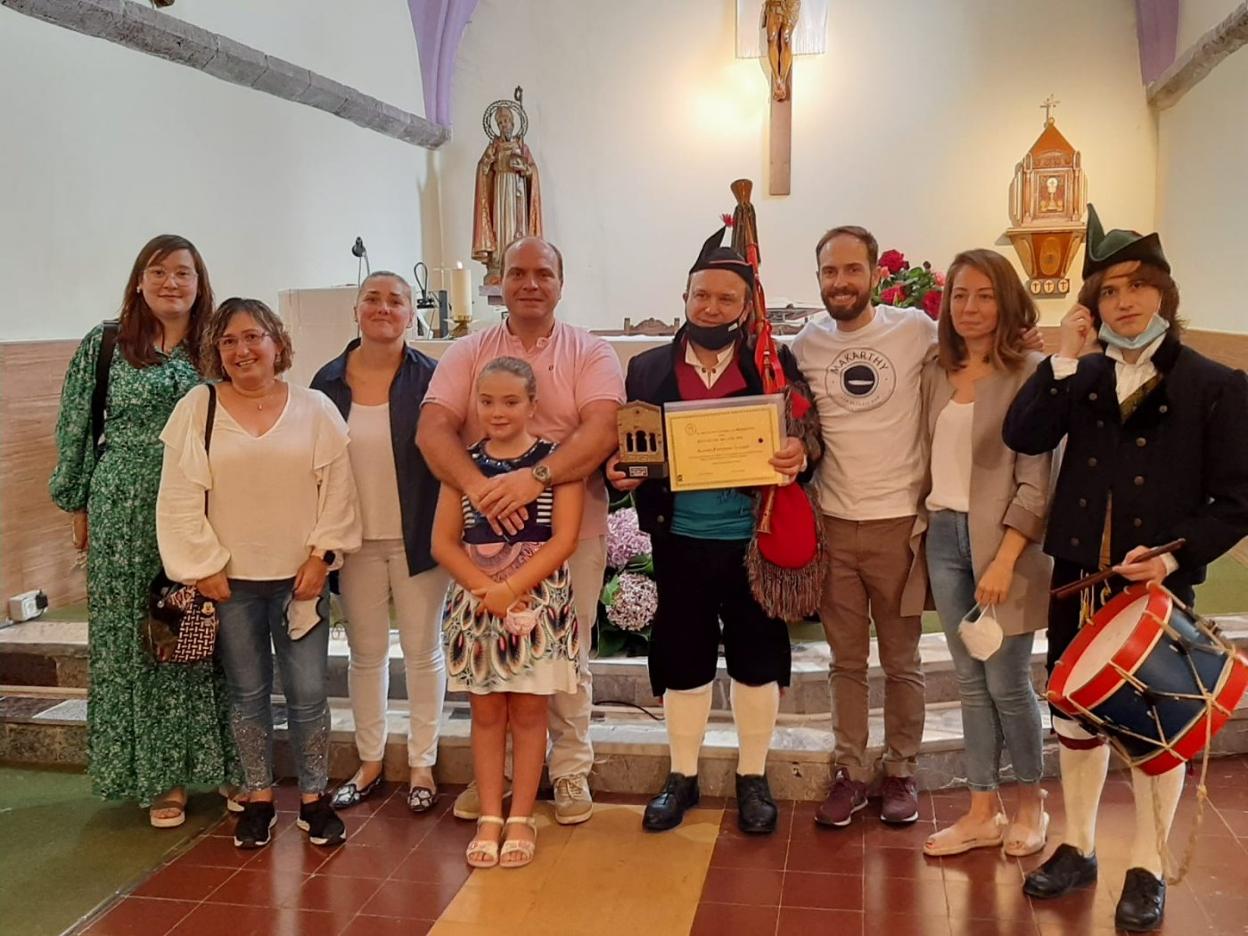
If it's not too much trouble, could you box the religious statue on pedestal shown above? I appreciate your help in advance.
[762,0,801,101]
[472,87,543,286]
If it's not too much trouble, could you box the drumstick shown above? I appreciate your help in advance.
[1050,539,1186,600]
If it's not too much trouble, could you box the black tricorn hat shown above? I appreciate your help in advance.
[1082,203,1170,280]
[689,225,755,292]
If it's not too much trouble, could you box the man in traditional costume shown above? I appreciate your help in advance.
[1005,206,1248,932]
[606,228,822,834]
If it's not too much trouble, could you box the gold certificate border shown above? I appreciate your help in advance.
[665,401,783,492]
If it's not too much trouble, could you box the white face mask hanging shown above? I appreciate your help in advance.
[958,603,1004,661]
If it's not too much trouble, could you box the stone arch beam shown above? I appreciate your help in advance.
[1,0,450,148]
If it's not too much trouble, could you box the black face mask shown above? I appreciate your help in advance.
[685,318,743,351]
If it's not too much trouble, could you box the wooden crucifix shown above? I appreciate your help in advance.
[762,0,800,195]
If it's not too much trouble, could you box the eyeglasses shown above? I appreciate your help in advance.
[217,331,270,351]
[143,267,198,286]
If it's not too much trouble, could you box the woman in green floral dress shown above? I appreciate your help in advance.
[50,234,237,826]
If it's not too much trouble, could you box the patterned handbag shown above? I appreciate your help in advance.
[142,385,219,664]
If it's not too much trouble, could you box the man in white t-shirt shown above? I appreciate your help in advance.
[793,226,936,828]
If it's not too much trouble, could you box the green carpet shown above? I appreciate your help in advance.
[0,766,221,936]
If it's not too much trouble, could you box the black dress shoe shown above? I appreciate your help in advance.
[330,772,383,809]
[1115,867,1166,932]
[1022,843,1098,899]
[735,774,778,834]
[643,772,700,831]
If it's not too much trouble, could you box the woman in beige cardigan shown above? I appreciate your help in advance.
[902,249,1053,858]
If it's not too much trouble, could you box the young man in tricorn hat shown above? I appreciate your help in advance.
[606,228,822,834]
[1005,205,1248,932]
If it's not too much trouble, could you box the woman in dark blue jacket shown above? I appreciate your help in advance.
[311,272,447,813]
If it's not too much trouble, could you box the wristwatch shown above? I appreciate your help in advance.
[313,550,336,566]
[531,463,553,488]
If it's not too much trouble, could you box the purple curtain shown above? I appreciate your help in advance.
[1135,0,1180,84]
[408,0,478,127]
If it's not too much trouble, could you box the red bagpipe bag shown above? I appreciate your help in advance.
[740,239,827,619]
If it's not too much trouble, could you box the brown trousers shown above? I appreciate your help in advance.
[819,514,925,781]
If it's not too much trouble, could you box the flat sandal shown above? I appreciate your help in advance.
[466,815,505,869]
[499,816,538,869]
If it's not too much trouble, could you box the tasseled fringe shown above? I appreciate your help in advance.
[746,486,828,620]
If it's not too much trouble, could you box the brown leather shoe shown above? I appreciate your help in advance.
[814,767,867,827]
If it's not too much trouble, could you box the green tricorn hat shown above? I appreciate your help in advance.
[1082,203,1170,280]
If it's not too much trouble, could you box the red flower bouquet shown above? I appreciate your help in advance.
[872,249,943,320]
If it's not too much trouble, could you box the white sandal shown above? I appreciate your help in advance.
[499,816,538,869]
[466,815,505,868]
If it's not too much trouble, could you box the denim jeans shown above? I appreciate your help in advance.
[216,578,331,794]
[925,510,1043,792]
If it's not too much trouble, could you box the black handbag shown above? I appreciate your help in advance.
[143,385,220,664]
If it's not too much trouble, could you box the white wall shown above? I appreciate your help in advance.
[0,0,433,342]
[1177,0,1243,52]
[440,0,1156,329]
[1155,32,1248,333]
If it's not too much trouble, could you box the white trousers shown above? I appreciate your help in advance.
[546,535,606,780]
[338,539,449,768]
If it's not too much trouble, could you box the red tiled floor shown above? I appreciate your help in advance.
[357,877,463,920]
[281,873,385,915]
[699,866,784,906]
[203,867,307,908]
[74,753,1248,935]
[777,906,865,934]
[83,897,198,936]
[689,901,780,936]
[130,863,237,901]
[166,903,342,936]
[780,870,863,910]
[317,842,414,879]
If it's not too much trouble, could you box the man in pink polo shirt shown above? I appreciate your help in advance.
[418,236,624,825]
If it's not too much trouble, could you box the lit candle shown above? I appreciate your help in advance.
[451,262,472,324]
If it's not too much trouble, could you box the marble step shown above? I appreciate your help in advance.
[6,615,1248,716]
[7,686,1248,801]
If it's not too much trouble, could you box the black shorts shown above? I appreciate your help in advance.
[647,534,792,696]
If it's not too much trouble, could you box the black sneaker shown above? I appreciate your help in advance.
[233,801,277,849]
[297,794,346,846]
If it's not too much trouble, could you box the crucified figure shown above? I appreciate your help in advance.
[762,0,801,102]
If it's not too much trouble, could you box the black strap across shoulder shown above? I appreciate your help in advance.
[91,319,120,455]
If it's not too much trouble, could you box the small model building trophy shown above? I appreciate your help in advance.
[616,402,667,479]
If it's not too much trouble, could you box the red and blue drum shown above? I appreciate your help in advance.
[1048,583,1248,775]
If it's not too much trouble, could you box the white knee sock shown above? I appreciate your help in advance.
[664,683,713,777]
[1129,764,1184,877]
[1059,742,1111,856]
[731,680,780,777]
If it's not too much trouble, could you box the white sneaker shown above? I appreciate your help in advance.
[452,779,512,820]
[553,774,593,825]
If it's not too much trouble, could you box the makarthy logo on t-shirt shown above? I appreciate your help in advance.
[824,348,897,412]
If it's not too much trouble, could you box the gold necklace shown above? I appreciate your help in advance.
[234,383,281,411]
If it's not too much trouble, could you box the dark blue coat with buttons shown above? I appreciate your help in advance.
[1003,333,1248,590]
[311,339,441,577]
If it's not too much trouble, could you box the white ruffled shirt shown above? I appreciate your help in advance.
[156,383,362,584]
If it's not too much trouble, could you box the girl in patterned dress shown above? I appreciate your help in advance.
[50,235,237,827]
[432,356,583,869]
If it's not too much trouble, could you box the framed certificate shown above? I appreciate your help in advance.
[664,394,784,492]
